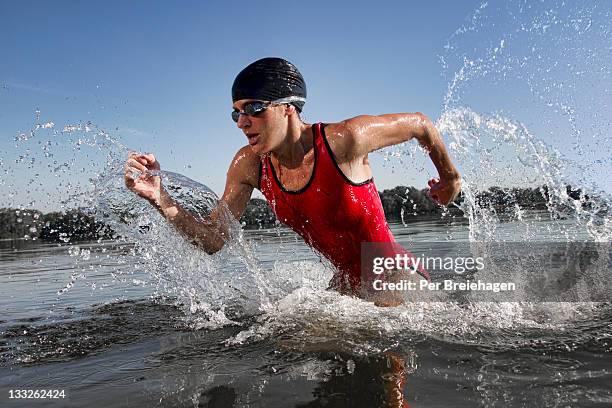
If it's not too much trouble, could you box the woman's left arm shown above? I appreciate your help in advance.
[338,113,461,205]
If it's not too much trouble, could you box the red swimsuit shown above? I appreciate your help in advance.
[259,123,427,292]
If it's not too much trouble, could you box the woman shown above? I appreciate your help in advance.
[125,57,461,300]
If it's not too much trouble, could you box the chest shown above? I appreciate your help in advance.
[270,151,315,192]
[262,172,378,230]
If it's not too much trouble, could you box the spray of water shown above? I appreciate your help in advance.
[1,116,278,327]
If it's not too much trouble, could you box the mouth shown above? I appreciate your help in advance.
[246,133,260,146]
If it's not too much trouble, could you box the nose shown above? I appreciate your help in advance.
[236,112,251,129]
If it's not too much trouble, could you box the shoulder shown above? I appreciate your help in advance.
[227,145,261,189]
[323,116,376,162]
[325,113,432,157]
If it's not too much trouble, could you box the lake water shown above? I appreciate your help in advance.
[1,218,611,407]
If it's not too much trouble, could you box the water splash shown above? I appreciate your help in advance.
[441,0,612,196]
[437,107,610,243]
[1,115,276,326]
[423,0,612,330]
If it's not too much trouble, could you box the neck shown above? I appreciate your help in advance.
[272,118,312,168]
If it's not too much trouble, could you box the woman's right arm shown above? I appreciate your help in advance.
[124,148,259,254]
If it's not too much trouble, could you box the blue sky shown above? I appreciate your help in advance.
[1,0,610,210]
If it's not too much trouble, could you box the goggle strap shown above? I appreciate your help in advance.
[271,96,307,105]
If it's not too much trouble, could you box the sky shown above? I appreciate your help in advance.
[1,0,610,210]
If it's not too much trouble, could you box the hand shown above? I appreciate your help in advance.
[124,152,162,205]
[427,176,461,206]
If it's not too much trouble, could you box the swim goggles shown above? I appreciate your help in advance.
[231,96,306,122]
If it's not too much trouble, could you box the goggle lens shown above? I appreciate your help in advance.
[231,101,270,122]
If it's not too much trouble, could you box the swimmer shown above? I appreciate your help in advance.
[125,57,460,303]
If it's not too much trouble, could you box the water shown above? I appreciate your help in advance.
[1,222,611,407]
[2,0,612,406]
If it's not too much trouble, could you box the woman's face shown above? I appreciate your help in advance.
[232,99,288,155]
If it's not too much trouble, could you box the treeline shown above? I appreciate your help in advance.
[0,185,603,241]
[177,184,604,227]
[0,209,114,242]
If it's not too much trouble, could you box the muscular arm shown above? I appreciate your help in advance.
[331,113,461,205]
[125,147,259,254]
[154,188,232,254]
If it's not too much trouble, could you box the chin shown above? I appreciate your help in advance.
[249,144,266,156]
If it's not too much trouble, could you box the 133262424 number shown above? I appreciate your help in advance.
[9,389,66,399]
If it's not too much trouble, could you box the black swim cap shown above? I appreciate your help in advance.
[232,57,307,112]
